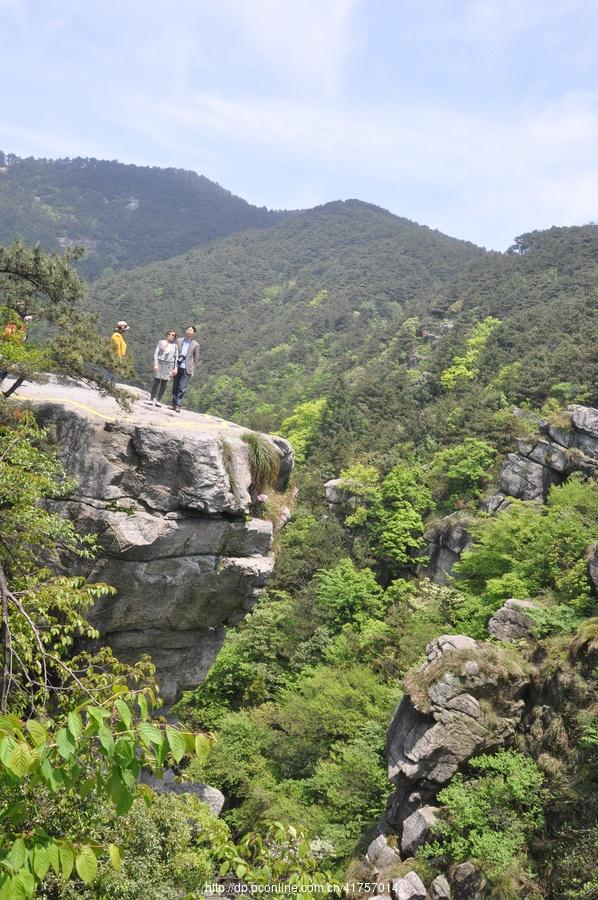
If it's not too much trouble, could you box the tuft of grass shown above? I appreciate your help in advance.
[241,432,281,493]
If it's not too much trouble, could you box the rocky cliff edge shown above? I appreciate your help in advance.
[18,378,294,704]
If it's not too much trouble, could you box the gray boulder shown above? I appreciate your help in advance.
[428,875,451,898]
[401,805,438,856]
[365,834,401,873]
[488,599,538,641]
[450,862,485,900]
[390,872,427,900]
[499,453,560,501]
[421,514,473,585]
[139,769,224,815]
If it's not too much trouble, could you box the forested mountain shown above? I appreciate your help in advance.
[0,152,288,277]
[88,199,483,403]
[2,159,597,898]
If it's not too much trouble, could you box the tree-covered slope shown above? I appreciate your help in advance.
[88,199,484,395]
[0,152,287,277]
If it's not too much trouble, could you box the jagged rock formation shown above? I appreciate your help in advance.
[499,404,598,501]
[23,379,293,703]
[487,598,538,641]
[421,513,473,585]
[384,635,530,831]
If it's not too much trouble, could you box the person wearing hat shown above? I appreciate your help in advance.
[111,321,129,358]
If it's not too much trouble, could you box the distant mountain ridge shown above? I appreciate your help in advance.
[87,197,484,401]
[0,152,291,277]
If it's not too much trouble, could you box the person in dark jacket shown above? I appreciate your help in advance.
[171,325,200,412]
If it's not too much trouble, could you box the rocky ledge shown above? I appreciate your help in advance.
[19,379,293,704]
[500,404,598,501]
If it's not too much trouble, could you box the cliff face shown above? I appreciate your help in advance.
[23,380,293,704]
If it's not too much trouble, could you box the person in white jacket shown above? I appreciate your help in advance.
[148,330,178,406]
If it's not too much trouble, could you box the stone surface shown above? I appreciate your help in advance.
[499,452,559,501]
[139,769,225,815]
[365,834,401,873]
[501,405,598,502]
[390,872,427,900]
[385,635,529,829]
[450,862,485,900]
[19,378,292,704]
[421,514,473,585]
[479,493,509,515]
[401,805,438,856]
[428,875,451,899]
[488,598,538,641]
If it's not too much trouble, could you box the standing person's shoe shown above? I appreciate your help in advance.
[175,406,181,413]
[155,402,162,408]
[151,399,156,406]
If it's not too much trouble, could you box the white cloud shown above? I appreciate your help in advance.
[124,87,598,247]
[218,0,360,93]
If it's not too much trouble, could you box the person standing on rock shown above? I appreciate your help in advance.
[111,320,129,358]
[171,325,199,413]
[148,329,178,406]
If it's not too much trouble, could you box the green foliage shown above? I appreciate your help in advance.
[0,697,202,896]
[338,463,381,527]
[451,477,598,636]
[281,399,327,464]
[368,463,435,569]
[0,153,282,278]
[440,316,502,390]
[422,750,545,881]
[429,437,497,505]
[313,560,386,631]
[0,240,132,397]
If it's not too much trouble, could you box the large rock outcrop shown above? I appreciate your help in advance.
[21,379,293,704]
[421,513,473,585]
[384,635,530,831]
[499,404,598,501]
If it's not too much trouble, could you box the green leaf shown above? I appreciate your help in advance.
[114,737,134,765]
[7,743,33,777]
[0,737,15,767]
[33,847,50,880]
[75,846,98,885]
[108,844,122,871]
[12,870,34,899]
[137,722,162,747]
[235,864,247,879]
[67,711,83,739]
[115,786,135,816]
[24,720,48,748]
[166,726,186,764]
[97,726,115,755]
[114,699,132,729]
[194,733,211,763]
[219,861,230,876]
[59,844,75,880]
[6,839,27,873]
[56,728,76,760]
[138,694,149,721]
[46,842,60,876]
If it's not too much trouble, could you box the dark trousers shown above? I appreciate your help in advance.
[150,377,168,402]
[172,368,191,408]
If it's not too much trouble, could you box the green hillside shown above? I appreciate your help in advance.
[88,199,483,406]
[0,152,287,277]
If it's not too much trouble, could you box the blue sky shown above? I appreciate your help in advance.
[1,0,597,249]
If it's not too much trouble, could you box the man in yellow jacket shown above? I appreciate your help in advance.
[111,320,129,358]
